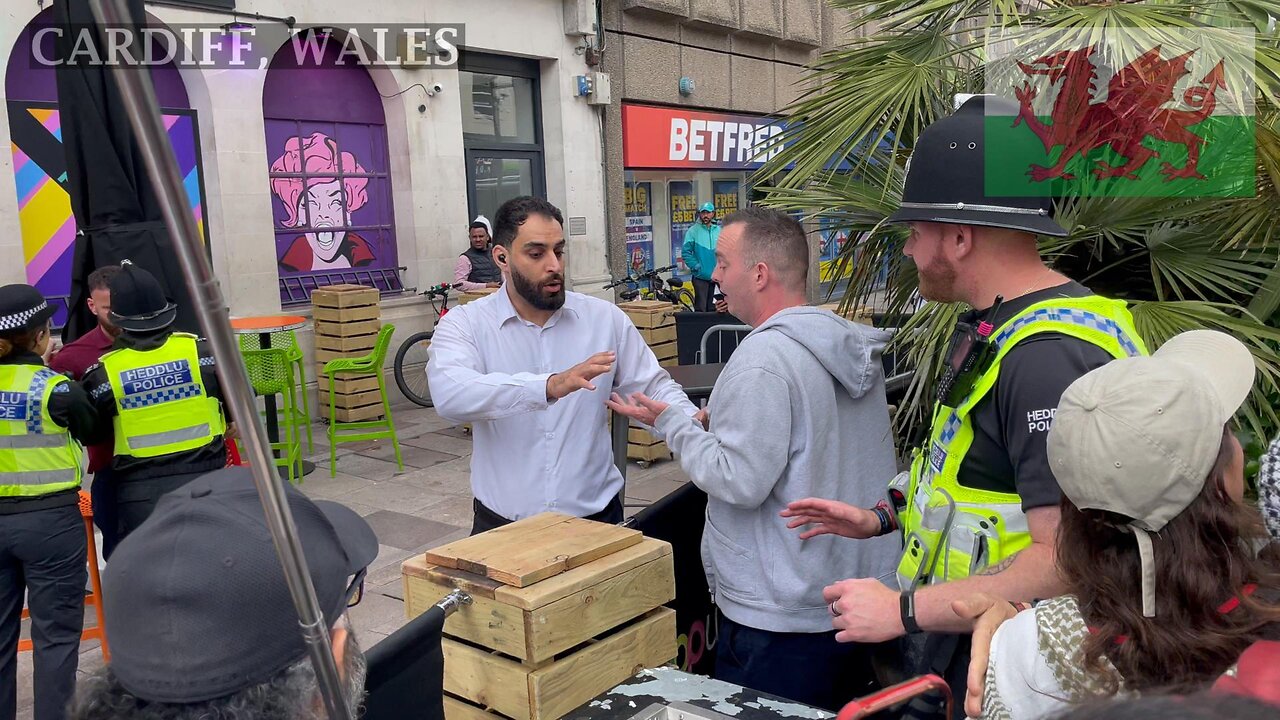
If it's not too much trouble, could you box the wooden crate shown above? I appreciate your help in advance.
[649,340,677,361]
[319,388,382,409]
[314,318,380,338]
[316,371,380,395]
[313,304,380,323]
[627,426,658,445]
[639,323,676,345]
[315,333,377,353]
[627,440,670,462]
[458,287,501,305]
[404,513,677,720]
[423,514,643,587]
[439,609,675,720]
[619,300,676,329]
[315,347,364,364]
[331,403,385,422]
[311,284,380,309]
[658,356,678,368]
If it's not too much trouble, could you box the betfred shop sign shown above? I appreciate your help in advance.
[622,103,783,170]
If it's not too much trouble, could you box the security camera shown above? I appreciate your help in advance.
[426,82,444,97]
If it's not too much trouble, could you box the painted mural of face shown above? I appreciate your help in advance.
[299,179,350,267]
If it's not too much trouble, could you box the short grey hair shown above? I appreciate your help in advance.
[721,207,809,290]
[69,627,367,720]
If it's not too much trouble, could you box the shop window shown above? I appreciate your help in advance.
[460,52,545,222]
[262,31,401,305]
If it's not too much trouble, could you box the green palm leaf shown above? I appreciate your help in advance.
[758,0,1280,454]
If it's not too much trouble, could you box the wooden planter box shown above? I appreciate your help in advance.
[403,513,677,720]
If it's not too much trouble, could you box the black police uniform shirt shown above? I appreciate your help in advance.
[0,349,104,514]
[955,282,1116,511]
[80,330,227,483]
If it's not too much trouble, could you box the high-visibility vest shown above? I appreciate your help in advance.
[892,296,1148,590]
[102,333,225,459]
[0,364,83,497]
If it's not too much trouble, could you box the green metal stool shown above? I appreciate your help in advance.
[321,324,403,477]
[239,330,313,452]
[241,348,304,484]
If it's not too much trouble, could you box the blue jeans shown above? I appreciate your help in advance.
[714,611,881,713]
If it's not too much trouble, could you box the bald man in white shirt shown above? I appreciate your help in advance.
[427,196,699,534]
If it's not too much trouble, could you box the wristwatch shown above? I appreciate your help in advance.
[900,589,924,635]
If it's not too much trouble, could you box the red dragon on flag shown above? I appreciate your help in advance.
[1012,45,1227,182]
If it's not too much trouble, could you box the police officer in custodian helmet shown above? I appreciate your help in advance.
[783,96,1149,717]
[79,261,228,547]
[0,284,102,720]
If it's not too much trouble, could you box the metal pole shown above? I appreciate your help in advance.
[85,3,352,718]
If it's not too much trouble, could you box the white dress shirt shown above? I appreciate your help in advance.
[427,288,697,520]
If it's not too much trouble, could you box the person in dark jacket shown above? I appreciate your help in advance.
[49,265,121,556]
[80,262,227,545]
[455,215,503,291]
[0,283,102,720]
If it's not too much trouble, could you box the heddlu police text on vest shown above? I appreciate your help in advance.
[0,392,27,420]
[119,361,194,395]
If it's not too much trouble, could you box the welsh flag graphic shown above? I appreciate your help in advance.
[983,27,1256,198]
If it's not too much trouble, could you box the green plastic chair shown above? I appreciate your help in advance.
[240,348,304,484]
[238,331,313,452]
[321,324,403,477]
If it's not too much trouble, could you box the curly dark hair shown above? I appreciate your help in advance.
[492,196,564,249]
[1056,425,1280,695]
[69,629,366,720]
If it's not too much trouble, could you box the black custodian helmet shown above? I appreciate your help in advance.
[887,95,1067,238]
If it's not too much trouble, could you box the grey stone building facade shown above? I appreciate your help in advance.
[599,1,859,294]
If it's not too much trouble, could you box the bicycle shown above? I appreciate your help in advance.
[392,282,460,408]
[605,264,695,310]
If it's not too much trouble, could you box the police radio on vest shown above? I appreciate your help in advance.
[668,119,783,164]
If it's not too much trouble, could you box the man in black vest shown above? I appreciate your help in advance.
[455,216,503,291]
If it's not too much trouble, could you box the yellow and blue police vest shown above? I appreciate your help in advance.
[891,296,1148,590]
[101,333,225,459]
[0,364,83,497]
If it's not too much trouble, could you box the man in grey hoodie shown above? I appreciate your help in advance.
[607,207,898,711]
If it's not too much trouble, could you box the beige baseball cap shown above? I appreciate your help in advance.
[1047,329,1255,617]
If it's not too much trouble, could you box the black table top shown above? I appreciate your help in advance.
[564,667,832,720]
[666,363,726,400]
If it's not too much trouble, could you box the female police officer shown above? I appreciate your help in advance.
[0,284,101,720]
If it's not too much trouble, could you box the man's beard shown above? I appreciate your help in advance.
[916,254,959,303]
[340,633,367,718]
[511,265,565,311]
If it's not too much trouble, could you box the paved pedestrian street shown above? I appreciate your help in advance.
[13,403,691,719]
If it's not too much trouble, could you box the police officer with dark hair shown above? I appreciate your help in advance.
[0,284,101,720]
[783,96,1149,715]
[80,261,228,546]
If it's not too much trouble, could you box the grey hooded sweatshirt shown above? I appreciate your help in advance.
[654,306,899,633]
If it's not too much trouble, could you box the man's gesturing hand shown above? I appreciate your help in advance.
[605,392,670,428]
[546,351,616,401]
[780,498,881,540]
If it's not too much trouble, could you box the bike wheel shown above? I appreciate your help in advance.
[394,331,435,407]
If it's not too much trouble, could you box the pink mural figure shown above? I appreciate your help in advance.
[270,132,376,272]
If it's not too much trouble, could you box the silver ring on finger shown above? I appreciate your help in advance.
[829,600,840,617]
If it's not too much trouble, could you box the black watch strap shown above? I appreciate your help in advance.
[900,589,924,635]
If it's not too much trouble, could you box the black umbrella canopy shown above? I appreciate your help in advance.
[53,0,199,341]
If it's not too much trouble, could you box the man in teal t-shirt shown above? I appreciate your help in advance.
[682,202,721,311]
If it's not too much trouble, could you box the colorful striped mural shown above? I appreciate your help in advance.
[7,103,207,328]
